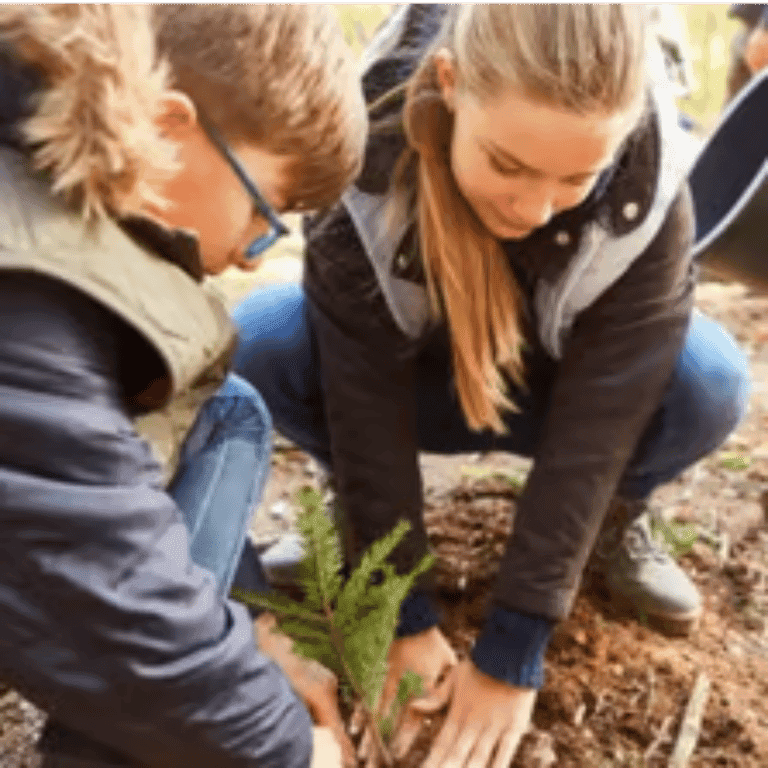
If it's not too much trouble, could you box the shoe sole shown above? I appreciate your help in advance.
[585,572,702,636]
[607,591,702,636]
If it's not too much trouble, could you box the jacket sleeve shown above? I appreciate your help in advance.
[491,187,696,622]
[0,272,312,768]
[303,206,434,583]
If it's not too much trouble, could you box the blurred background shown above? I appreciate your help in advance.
[679,4,742,129]
[333,4,742,133]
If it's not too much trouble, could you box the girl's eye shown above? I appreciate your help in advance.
[488,154,523,178]
[565,175,594,188]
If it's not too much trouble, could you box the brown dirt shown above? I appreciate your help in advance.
[393,476,768,768]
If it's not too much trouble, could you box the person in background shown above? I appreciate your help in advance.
[0,5,367,767]
[232,5,751,767]
[725,4,768,104]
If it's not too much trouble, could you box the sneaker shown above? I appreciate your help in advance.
[590,498,702,634]
[257,489,345,588]
[257,532,307,587]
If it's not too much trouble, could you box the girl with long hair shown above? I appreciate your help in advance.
[235,5,750,766]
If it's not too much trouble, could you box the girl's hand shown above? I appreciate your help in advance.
[255,612,355,767]
[415,659,537,768]
[352,625,458,767]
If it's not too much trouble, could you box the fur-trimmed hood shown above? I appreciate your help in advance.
[0,4,179,220]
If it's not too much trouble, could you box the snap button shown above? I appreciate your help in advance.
[554,230,571,247]
[395,252,409,271]
[622,201,640,221]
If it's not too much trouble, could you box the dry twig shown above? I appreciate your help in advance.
[644,714,673,763]
[668,672,711,768]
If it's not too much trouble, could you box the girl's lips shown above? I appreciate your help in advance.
[493,214,534,238]
[491,206,535,234]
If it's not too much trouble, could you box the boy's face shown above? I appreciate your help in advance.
[141,93,296,275]
[157,135,295,275]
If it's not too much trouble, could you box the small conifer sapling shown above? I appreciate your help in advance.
[234,487,434,766]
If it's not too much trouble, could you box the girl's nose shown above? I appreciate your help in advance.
[508,191,554,230]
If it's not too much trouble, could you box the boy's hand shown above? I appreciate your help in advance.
[311,727,344,768]
[255,613,354,767]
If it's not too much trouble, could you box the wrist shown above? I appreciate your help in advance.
[396,588,441,637]
[470,605,555,689]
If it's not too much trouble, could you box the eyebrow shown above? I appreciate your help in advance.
[483,139,605,183]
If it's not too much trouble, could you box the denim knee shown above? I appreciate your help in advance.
[620,314,751,499]
[169,373,273,594]
[681,316,751,451]
[178,374,273,462]
[217,373,273,434]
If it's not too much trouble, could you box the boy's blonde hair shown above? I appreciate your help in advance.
[153,4,367,211]
[384,4,647,433]
[0,4,367,218]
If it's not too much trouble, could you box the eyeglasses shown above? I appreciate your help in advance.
[200,119,290,261]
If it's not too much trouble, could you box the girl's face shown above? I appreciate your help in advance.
[142,93,295,275]
[436,57,639,241]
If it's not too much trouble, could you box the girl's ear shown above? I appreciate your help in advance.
[434,49,458,112]
[154,90,199,138]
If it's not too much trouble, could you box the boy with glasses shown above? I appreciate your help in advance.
[0,5,366,768]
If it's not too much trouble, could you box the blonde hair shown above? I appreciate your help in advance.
[0,4,366,219]
[385,4,647,432]
[153,4,367,211]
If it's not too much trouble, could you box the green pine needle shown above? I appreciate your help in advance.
[236,486,434,750]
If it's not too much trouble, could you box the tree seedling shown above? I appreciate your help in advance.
[234,487,434,766]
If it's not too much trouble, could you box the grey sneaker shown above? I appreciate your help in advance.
[258,532,307,586]
[590,498,702,634]
[258,490,345,588]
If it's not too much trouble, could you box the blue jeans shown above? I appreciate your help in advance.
[167,373,272,598]
[232,282,752,502]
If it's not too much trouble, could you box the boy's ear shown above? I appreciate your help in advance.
[154,90,199,137]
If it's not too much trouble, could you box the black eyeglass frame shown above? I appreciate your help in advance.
[200,118,290,261]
